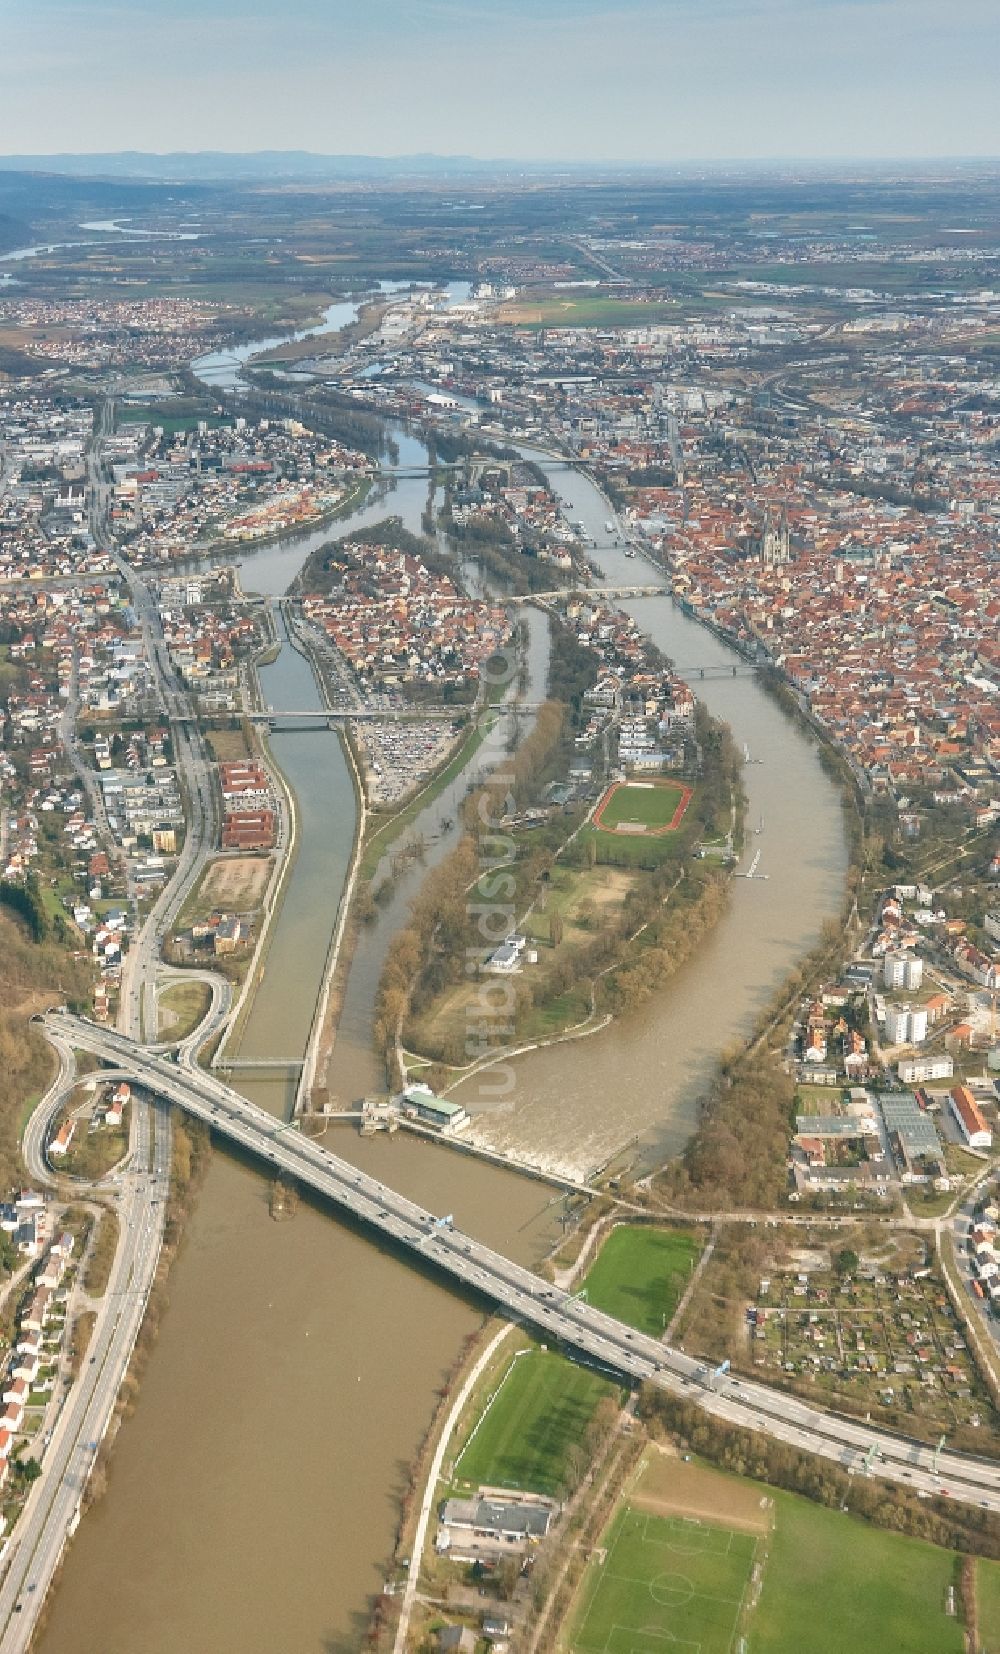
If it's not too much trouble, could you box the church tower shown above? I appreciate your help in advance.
[760,507,790,567]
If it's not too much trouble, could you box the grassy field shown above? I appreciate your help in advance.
[750,1489,963,1653]
[454,1348,619,1498]
[572,1504,757,1654]
[499,294,681,329]
[198,856,273,913]
[116,409,232,433]
[977,1558,1000,1651]
[158,979,213,1041]
[579,823,690,868]
[205,725,260,764]
[594,780,691,835]
[60,1115,129,1182]
[410,862,633,1062]
[632,1451,772,1535]
[582,1226,702,1336]
[727,260,990,294]
[567,1450,964,1654]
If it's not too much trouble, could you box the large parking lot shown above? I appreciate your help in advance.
[357,718,462,805]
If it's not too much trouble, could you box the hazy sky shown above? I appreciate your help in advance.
[2,0,998,161]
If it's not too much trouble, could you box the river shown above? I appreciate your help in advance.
[36,304,846,1653]
[191,280,472,392]
[37,333,560,1654]
[449,448,848,1177]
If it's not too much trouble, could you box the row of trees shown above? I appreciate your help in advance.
[666,913,853,1212]
[233,377,397,461]
[0,876,48,943]
[0,907,94,1191]
[373,700,569,1075]
[640,1386,1000,1558]
[546,622,600,718]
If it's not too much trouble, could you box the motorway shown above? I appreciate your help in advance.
[44,1010,1000,1517]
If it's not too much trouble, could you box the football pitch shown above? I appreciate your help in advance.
[594,781,692,836]
[571,1506,756,1654]
[454,1349,619,1498]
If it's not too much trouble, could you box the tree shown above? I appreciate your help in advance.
[496,1556,521,1600]
[836,1248,859,1276]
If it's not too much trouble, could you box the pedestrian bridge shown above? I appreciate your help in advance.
[39,1011,1000,1510]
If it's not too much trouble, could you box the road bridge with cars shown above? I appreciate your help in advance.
[207,705,542,726]
[40,1009,1000,1515]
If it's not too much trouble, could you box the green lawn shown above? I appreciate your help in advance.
[512,295,682,329]
[582,1226,702,1336]
[750,1490,963,1654]
[158,979,213,1041]
[573,1504,756,1654]
[977,1557,1000,1651]
[580,825,685,868]
[454,1348,619,1498]
[116,409,232,433]
[597,781,687,831]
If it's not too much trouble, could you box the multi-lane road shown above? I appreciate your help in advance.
[0,1094,170,1649]
[43,1010,1000,1518]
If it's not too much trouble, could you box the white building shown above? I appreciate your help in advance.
[904,955,924,991]
[483,935,527,975]
[948,1085,992,1150]
[885,1004,928,1046]
[883,953,923,991]
[898,1053,954,1084]
[883,954,907,990]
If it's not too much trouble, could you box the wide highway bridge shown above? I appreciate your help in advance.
[42,1010,1000,1511]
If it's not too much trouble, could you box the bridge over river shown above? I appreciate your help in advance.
[42,1010,1000,1512]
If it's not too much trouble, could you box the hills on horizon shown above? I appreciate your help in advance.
[0,151,602,183]
[0,152,993,186]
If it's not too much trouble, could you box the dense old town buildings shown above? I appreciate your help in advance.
[301,543,511,693]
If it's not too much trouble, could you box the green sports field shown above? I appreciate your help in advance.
[572,1505,757,1654]
[976,1557,1000,1651]
[597,781,688,832]
[454,1349,619,1498]
[749,1489,963,1654]
[582,1226,702,1336]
